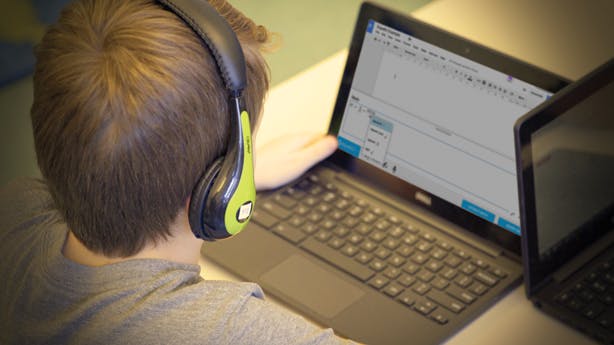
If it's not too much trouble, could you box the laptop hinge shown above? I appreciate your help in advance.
[334,173,503,258]
[552,228,614,283]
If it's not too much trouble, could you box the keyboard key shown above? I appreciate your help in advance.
[406,253,428,267]
[427,290,465,313]
[384,267,402,280]
[582,301,605,320]
[421,233,437,243]
[447,285,477,304]
[417,270,434,283]
[361,212,377,224]
[437,241,454,251]
[403,223,420,234]
[401,234,419,246]
[369,259,387,272]
[453,249,471,260]
[460,263,477,275]
[314,230,331,242]
[288,215,306,227]
[295,205,311,215]
[454,274,473,288]
[360,240,377,252]
[413,299,437,315]
[472,258,489,269]
[306,212,324,223]
[425,260,444,273]
[327,237,345,249]
[396,245,414,257]
[301,238,374,281]
[388,254,406,267]
[272,223,305,244]
[444,255,462,268]
[431,248,448,260]
[342,217,359,228]
[398,274,417,288]
[441,267,458,281]
[375,219,391,231]
[322,192,337,203]
[468,282,489,296]
[319,219,336,230]
[354,223,371,236]
[597,309,614,329]
[403,263,421,275]
[488,267,507,279]
[369,231,387,242]
[389,226,405,238]
[251,210,279,228]
[333,226,350,238]
[301,222,318,235]
[398,291,418,307]
[328,210,345,221]
[383,283,404,297]
[368,275,390,290]
[341,244,359,257]
[432,277,449,290]
[413,282,431,295]
[335,198,351,210]
[430,310,451,325]
[348,206,363,217]
[416,241,433,253]
[355,252,373,265]
[383,238,400,250]
[273,194,297,209]
[261,201,292,219]
[348,234,363,245]
[474,271,499,287]
[375,247,392,260]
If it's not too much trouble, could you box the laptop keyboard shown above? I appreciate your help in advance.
[555,260,614,330]
[251,171,508,325]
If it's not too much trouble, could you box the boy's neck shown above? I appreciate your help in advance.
[62,209,202,266]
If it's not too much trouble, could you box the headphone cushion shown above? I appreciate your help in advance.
[188,157,223,239]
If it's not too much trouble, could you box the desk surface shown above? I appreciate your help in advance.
[201,1,614,344]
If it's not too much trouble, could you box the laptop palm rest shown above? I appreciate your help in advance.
[260,254,365,319]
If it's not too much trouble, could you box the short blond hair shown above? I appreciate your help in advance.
[31,0,270,257]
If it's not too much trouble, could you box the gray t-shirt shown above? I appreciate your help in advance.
[0,178,355,345]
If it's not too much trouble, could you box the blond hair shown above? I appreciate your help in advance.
[31,0,270,257]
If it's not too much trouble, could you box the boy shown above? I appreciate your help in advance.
[0,0,353,344]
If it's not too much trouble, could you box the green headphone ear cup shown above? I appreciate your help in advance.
[220,110,255,235]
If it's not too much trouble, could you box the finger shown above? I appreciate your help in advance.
[296,135,338,163]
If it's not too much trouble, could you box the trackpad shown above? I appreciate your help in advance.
[260,255,365,319]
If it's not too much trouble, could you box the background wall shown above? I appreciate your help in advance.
[0,0,430,187]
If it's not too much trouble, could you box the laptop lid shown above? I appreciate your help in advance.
[327,2,568,257]
[515,57,614,297]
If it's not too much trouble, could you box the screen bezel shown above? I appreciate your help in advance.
[515,58,614,295]
[328,2,570,257]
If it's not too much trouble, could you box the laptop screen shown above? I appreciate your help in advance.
[531,78,614,258]
[516,58,614,294]
[334,18,552,237]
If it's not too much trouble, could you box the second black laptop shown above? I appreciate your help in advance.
[516,57,614,344]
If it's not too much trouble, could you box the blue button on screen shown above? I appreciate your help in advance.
[338,136,361,158]
[461,200,495,223]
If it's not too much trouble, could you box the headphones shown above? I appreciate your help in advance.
[157,0,256,240]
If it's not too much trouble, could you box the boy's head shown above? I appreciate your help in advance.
[31,0,270,257]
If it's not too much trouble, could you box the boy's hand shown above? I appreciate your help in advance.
[254,133,338,191]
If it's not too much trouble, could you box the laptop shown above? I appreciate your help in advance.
[203,2,568,344]
[515,57,614,344]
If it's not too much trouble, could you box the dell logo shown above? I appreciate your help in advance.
[415,191,432,206]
